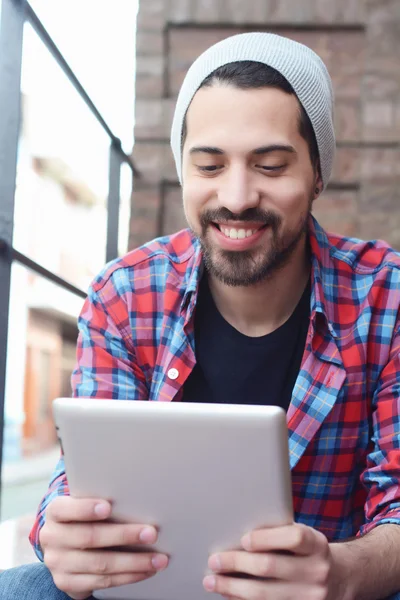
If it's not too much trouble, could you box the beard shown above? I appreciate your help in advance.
[194,201,312,287]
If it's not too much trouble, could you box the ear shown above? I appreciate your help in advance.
[313,161,323,199]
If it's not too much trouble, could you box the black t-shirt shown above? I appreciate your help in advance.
[182,275,311,411]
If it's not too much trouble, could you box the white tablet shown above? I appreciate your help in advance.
[53,398,293,600]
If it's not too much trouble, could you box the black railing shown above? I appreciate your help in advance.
[0,240,87,299]
[0,0,138,513]
[25,3,139,178]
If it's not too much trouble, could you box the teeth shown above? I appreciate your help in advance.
[221,227,258,239]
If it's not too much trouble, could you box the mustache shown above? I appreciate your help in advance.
[200,207,281,229]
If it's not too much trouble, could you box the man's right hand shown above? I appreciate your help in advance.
[39,496,169,600]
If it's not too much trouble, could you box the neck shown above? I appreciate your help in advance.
[207,237,311,337]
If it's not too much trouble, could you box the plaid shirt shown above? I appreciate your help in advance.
[30,216,400,563]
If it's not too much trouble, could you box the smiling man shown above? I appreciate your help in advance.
[2,32,400,600]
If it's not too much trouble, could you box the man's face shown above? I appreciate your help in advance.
[181,84,319,287]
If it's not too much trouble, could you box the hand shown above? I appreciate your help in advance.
[203,523,336,600]
[39,496,169,600]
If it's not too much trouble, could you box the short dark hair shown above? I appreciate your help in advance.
[181,60,320,171]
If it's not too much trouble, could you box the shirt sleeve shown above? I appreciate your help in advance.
[358,324,400,537]
[29,276,148,560]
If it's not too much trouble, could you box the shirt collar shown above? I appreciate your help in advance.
[308,215,339,339]
[180,234,203,319]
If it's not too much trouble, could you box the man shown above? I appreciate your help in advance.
[1,32,400,600]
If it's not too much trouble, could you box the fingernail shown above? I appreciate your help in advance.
[208,554,221,571]
[94,503,109,518]
[140,526,157,543]
[203,575,216,592]
[241,533,252,550]
[152,554,168,570]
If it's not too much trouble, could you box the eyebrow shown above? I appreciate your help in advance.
[189,144,296,156]
[253,144,296,155]
[189,146,224,155]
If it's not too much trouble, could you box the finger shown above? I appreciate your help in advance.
[209,551,329,584]
[241,524,328,556]
[54,571,156,598]
[203,574,325,600]
[44,521,158,550]
[47,496,112,523]
[62,549,169,575]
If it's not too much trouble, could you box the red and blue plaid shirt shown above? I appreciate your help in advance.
[30,216,400,560]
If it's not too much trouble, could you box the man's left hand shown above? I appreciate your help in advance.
[202,523,344,600]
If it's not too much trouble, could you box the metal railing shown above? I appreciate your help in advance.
[0,0,138,513]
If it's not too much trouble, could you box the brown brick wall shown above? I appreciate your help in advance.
[131,0,400,249]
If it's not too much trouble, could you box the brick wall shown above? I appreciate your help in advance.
[131,0,400,249]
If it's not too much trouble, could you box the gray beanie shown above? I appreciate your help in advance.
[170,32,335,189]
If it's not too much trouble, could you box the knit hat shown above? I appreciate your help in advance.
[170,32,335,189]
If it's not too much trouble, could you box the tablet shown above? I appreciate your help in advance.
[53,398,293,600]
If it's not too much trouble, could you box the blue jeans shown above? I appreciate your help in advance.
[2,562,400,600]
[0,563,94,600]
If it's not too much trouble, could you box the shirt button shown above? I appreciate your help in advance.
[167,368,179,380]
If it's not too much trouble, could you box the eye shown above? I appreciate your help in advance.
[197,165,223,172]
[256,164,285,171]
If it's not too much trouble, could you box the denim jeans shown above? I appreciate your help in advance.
[0,563,94,600]
[2,562,400,600]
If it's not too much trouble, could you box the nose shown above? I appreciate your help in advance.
[217,164,260,214]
